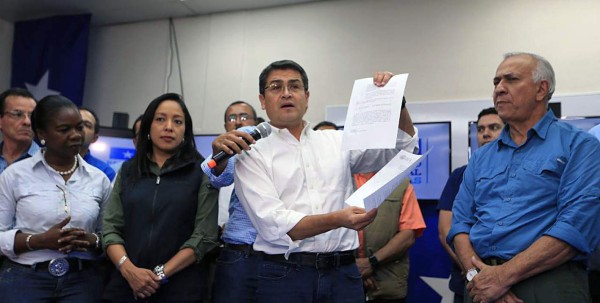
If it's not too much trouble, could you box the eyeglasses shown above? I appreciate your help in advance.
[227,113,254,123]
[3,110,33,120]
[264,81,305,95]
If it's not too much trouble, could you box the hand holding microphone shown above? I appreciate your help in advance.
[207,122,272,169]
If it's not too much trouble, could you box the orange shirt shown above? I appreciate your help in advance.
[354,173,426,257]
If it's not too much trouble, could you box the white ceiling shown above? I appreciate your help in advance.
[0,0,324,26]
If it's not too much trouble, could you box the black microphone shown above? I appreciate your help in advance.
[207,122,272,169]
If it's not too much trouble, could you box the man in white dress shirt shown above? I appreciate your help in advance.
[233,60,418,303]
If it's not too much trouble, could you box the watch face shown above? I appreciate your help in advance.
[466,268,478,282]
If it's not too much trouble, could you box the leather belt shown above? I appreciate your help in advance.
[224,243,257,255]
[7,258,94,274]
[482,258,509,266]
[263,251,356,269]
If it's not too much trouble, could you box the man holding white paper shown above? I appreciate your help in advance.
[234,60,417,303]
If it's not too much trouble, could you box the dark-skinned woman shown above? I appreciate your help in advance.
[102,93,218,302]
[0,95,112,302]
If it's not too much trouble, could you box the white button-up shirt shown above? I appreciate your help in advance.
[234,122,418,256]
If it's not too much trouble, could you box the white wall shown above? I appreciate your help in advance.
[0,18,13,90]
[83,0,600,151]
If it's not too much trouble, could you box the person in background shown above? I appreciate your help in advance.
[201,100,260,303]
[0,95,111,302]
[131,114,143,147]
[313,120,338,131]
[79,107,116,181]
[233,60,419,303]
[102,93,218,302]
[449,52,600,303]
[588,125,600,303]
[0,88,39,174]
[437,107,504,303]
[356,176,425,303]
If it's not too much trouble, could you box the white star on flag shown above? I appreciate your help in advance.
[421,275,455,303]
[123,150,133,159]
[26,70,60,100]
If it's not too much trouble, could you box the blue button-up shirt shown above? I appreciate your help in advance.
[200,126,257,245]
[0,141,40,174]
[449,111,600,262]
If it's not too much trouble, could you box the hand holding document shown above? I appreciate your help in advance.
[342,74,409,150]
[345,149,431,211]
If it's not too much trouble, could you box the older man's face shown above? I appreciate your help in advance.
[493,55,547,124]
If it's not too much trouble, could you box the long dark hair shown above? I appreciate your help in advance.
[129,93,201,179]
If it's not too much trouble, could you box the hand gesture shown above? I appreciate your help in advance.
[35,216,84,253]
[211,130,255,157]
[337,206,378,231]
[119,262,161,300]
[467,257,512,303]
[363,276,378,292]
[372,71,395,87]
[355,257,374,278]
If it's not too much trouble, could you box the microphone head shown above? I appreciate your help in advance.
[256,121,272,139]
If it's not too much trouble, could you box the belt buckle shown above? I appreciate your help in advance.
[48,258,69,277]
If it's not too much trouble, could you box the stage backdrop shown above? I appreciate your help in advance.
[11,14,91,105]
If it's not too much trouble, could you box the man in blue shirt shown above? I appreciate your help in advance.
[437,107,504,303]
[201,100,261,303]
[448,52,600,303]
[0,88,39,174]
[79,107,116,181]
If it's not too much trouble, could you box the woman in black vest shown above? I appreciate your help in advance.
[102,93,218,302]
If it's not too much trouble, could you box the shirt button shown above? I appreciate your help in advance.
[504,197,511,202]
[510,173,516,178]
[491,246,497,250]
[498,222,503,226]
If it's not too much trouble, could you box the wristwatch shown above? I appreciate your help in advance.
[466,268,479,282]
[153,264,169,284]
[368,255,380,268]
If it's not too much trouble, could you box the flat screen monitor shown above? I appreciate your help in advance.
[410,122,451,201]
[468,116,600,157]
[89,127,136,173]
[194,135,219,159]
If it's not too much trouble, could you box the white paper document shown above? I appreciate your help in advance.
[342,74,409,151]
[345,149,431,211]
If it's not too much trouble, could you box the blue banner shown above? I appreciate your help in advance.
[11,14,91,105]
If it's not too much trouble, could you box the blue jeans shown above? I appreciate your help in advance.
[256,259,364,303]
[0,260,102,303]
[212,246,261,303]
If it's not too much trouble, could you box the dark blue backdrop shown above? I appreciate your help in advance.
[11,14,91,105]
[407,201,454,303]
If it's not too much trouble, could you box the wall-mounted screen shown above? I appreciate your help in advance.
[89,127,136,173]
[194,135,219,159]
[468,116,600,157]
[90,130,221,173]
[411,122,451,201]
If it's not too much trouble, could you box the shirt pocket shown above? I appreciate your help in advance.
[522,158,565,179]
[473,164,507,205]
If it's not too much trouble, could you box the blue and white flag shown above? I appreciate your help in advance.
[11,14,91,105]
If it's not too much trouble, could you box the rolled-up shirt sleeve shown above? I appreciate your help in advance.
[201,156,235,188]
[544,137,600,255]
[350,127,419,174]
[0,169,20,258]
[447,159,477,246]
